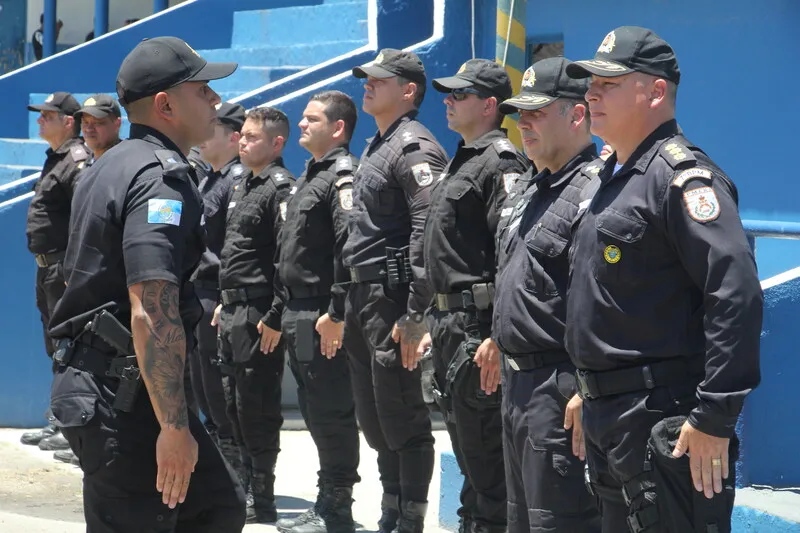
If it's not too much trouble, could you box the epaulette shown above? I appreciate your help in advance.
[659,139,696,169]
[271,170,292,188]
[229,164,246,178]
[335,176,354,189]
[335,157,354,175]
[580,158,604,179]
[155,150,191,181]
[70,145,89,163]
[493,138,516,156]
[400,129,420,152]
[671,167,713,188]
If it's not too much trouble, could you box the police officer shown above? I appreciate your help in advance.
[191,103,246,454]
[491,57,602,533]
[272,90,360,533]
[47,36,246,531]
[76,94,123,162]
[20,92,90,450]
[416,58,529,533]
[344,49,448,533]
[565,27,762,532]
[211,106,295,524]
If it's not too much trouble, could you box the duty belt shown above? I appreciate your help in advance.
[64,340,139,381]
[220,285,272,306]
[349,246,413,289]
[576,356,705,400]
[192,279,219,291]
[286,285,329,300]
[34,250,65,267]
[434,283,495,312]
[349,263,388,283]
[506,349,570,372]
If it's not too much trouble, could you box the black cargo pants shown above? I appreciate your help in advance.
[35,262,65,357]
[428,308,505,528]
[344,282,435,503]
[282,296,360,488]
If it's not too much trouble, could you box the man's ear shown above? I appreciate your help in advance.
[153,91,173,120]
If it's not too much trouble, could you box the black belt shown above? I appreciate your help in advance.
[286,285,329,300]
[34,250,65,267]
[220,285,272,306]
[576,356,705,400]
[63,339,139,381]
[349,263,389,284]
[434,283,495,311]
[193,280,219,291]
[506,349,570,371]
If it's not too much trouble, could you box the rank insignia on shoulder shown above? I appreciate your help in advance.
[339,188,353,211]
[275,173,285,181]
[412,162,433,186]
[494,138,515,154]
[401,131,416,144]
[584,165,601,175]
[660,141,696,168]
[336,157,353,174]
[71,145,89,162]
[280,201,288,221]
[672,167,712,188]
[683,186,720,223]
[604,245,621,264]
[503,173,520,193]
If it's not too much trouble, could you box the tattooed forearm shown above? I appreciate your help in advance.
[130,280,189,430]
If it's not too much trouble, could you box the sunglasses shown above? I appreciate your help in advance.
[450,88,492,101]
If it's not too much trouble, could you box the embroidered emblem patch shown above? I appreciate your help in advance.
[412,163,433,186]
[597,31,616,54]
[521,67,536,88]
[503,173,520,193]
[147,199,183,226]
[672,167,712,188]
[604,245,621,264]
[683,186,720,222]
[83,97,96,107]
[339,189,353,211]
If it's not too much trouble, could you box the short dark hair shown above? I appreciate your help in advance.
[309,90,358,141]
[558,98,591,129]
[397,76,426,108]
[246,107,290,141]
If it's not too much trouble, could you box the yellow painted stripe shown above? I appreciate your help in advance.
[503,65,523,97]
[495,9,526,50]
[503,117,522,149]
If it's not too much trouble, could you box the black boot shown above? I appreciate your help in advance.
[392,501,427,533]
[248,469,278,523]
[292,486,356,533]
[20,423,58,446]
[378,493,400,533]
[276,481,332,532]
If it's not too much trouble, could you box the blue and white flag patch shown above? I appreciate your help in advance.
[147,199,183,226]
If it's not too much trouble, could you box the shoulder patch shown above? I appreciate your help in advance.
[335,157,354,175]
[335,176,354,189]
[147,199,183,226]
[502,173,520,193]
[493,138,515,155]
[683,186,720,223]
[70,145,89,162]
[659,140,696,169]
[672,167,713,188]
[411,162,434,187]
[338,188,353,211]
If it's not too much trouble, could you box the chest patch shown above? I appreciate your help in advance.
[503,173,520,193]
[147,199,183,226]
[683,186,720,222]
[412,163,434,187]
[339,189,353,211]
[604,245,621,264]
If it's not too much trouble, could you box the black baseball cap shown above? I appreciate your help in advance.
[499,57,588,114]
[27,92,81,115]
[75,94,121,120]
[216,102,246,132]
[116,36,238,106]
[352,49,426,84]
[566,26,681,85]
[432,59,513,100]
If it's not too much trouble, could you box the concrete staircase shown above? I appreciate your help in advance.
[0,0,368,191]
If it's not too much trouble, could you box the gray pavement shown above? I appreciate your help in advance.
[0,427,453,533]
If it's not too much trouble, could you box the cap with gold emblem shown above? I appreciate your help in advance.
[432,59,513,100]
[116,36,238,106]
[352,48,426,84]
[566,26,680,85]
[75,94,122,120]
[499,57,588,114]
[27,92,81,115]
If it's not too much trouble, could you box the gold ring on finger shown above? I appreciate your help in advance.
[333,340,339,345]
[711,458,722,467]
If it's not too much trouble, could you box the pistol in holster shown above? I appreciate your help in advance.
[88,310,141,413]
[386,246,413,289]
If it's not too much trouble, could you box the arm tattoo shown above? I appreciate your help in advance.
[136,280,188,429]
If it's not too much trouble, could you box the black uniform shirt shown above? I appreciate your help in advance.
[276,146,357,321]
[49,124,205,353]
[192,157,246,287]
[219,158,294,329]
[565,120,763,438]
[424,129,529,295]
[342,111,448,316]
[493,145,598,355]
[26,137,91,254]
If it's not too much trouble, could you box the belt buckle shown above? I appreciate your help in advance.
[35,254,47,267]
[434,294,447,310]
[575,369,596,400]
[460,289,475,309]
[507,356,520,372]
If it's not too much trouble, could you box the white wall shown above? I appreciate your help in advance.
[27,0,186,45]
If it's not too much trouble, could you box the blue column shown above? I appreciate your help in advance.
[43,0,57,58]
[94,0,109,38]
[154,0,169,13]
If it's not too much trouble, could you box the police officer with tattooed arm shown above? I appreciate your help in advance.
[48,37,246,531]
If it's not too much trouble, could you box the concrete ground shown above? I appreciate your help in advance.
[0,426,453,533]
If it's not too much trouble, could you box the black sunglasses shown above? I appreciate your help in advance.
[450,87,492,101]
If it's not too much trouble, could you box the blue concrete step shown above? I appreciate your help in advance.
[0,139,49,167]
[197,39,367,67]
[0,165,40,187]
[231,2,368,47]
[210,66,306,93]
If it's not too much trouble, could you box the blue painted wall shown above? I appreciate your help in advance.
[0,0,27,74]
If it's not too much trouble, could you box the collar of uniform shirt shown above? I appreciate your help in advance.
[129,123,188,161]
[307,144,351,172]
[533,143,598,189]
[367,109,419,145]
[459,128,508,150]
[606,118,681,178]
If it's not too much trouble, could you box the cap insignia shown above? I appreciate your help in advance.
[374,52,384,64]
[598,31,616,54]
[45,94,54,103]
[83,97,96,106]
[521,67,536,88]
[457,62,468,74]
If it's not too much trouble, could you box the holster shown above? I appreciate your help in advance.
[445,338,501,410]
